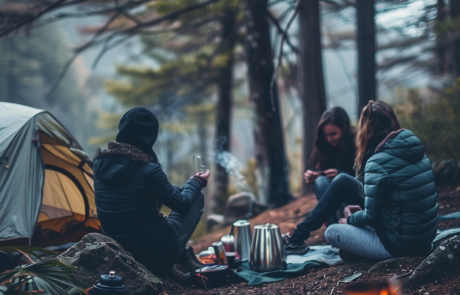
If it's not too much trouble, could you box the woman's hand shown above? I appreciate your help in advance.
[339,218,348,224]
[304,170,320,184]
[196,169,210,180]
[323,169,338,179]
[343,205,362,218]
[191,170,211,187]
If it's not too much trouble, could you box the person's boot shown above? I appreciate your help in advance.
[176,246,205,271]
[167,266,191,286]
[285,243,310,256]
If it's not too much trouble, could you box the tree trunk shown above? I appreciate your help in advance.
[243,0,291,207]
[437,0,447,75]
[357,0,376,114]
[213,12,237,215]
[298,0,327,194]
[450,0,460,76]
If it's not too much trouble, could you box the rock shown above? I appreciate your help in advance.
[206,192,270,231]
[58,233,163,295]
[404,235,460,291]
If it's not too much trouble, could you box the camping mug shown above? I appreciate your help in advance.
[233,220,252,261]
[221,235,235,252]
[193,155,207,173]
[212,242,228,265]
[250,223,286,272]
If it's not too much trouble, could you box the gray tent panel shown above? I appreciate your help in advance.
[0,102,43,157]
[0,118,43,242]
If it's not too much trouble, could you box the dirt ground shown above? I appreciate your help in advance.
[164,186,460,295]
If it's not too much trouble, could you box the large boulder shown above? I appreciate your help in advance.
[58,233,163,295]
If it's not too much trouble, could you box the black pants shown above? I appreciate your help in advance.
[290,173,364,245]
[166,192,205,257]
[143,193,204,277]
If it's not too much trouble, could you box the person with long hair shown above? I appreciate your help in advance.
[304,107,357,224]
[285,107,358,255]
[287,101,439,260]
[93,107,209,283]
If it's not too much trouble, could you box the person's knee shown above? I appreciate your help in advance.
[324,224,341,244]
[331,173,353,187]
[315,176,329,187]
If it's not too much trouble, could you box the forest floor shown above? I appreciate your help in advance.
[163,186,460,295]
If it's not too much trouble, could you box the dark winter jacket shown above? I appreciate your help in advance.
[94,141,203,261]
[94,107,204,271]
[348,129,439,257]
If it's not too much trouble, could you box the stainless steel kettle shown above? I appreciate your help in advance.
[250,223,286,272]
[233,220,252,261]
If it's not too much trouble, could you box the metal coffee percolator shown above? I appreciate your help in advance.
[250,223,286,272]
[233,220,252,261]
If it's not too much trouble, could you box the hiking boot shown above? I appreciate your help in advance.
[285,243,310,256]
[177,246,205,271]
[167,266,191,286]
[338,249,362,263]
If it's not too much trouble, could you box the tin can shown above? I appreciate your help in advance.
[212,241,228,265]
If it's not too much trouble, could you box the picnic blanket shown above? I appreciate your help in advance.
[233,227,460,286]
[233,245,342,286]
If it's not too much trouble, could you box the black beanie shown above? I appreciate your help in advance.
[116,107,159,162]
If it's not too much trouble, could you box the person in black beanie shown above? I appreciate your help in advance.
[93,107,210,282]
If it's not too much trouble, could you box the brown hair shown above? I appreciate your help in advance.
[310,107,356,172]
[355,101,401,172]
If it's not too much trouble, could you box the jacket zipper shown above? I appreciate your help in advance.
[398,191,402,235]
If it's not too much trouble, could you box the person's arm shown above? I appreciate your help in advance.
[147,163,203,214]
[347,161,390,227]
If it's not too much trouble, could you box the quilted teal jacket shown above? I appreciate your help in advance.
[348,129,439,257]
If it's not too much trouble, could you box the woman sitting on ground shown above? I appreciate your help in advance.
[304,106,357,223]
[93,107,209,280]
[285,107,357,255]
[288,101,439,260]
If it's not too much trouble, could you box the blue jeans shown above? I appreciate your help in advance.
[314,176,340,226]
[290,173,364,245]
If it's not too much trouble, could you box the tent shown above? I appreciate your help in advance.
[0,102,100,247]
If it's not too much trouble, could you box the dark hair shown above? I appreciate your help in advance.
[309,107,356,172]
[355,100,401,171]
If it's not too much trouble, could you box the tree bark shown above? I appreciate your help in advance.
[437,0,447,75]
[357,0,376,113]
[243,0,291,207]
[213,12,237,214]
[298,0,327,194]
[450,0,460,76]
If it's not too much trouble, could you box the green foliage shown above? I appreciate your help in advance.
[395,80,460,164]
[0,247,86,295]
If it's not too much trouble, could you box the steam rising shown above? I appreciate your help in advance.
[215,136,252,191]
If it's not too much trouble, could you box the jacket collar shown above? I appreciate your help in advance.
[95,141,154,164]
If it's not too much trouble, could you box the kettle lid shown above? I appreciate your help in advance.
[233,220,250,226]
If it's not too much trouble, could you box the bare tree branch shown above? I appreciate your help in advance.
[266,9,299,54]
[270,0,300,112]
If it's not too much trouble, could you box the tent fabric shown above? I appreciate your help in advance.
[0,119,44,241]
[0,103,44,157]
[0,102,100,247]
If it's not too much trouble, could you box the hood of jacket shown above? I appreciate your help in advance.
[93,141,154,184]
[374,129,425,164]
